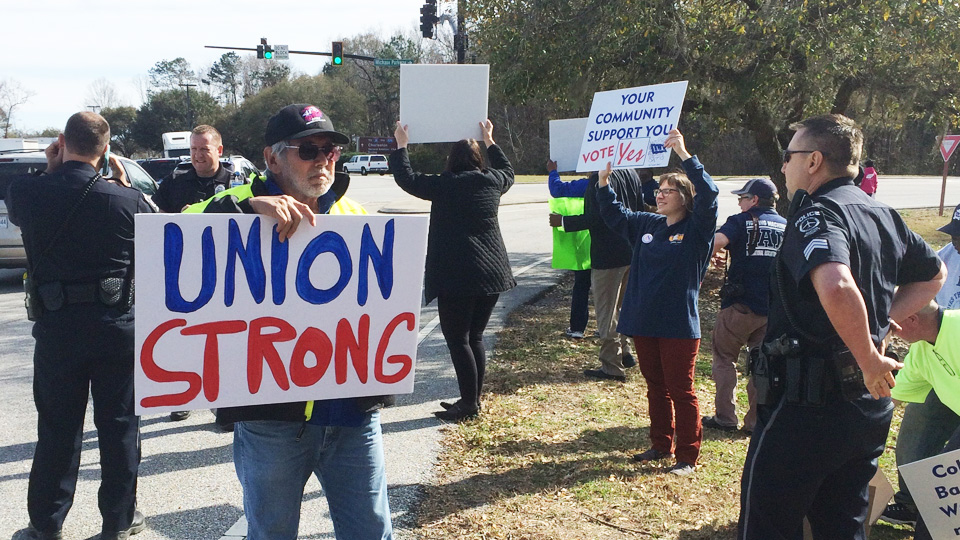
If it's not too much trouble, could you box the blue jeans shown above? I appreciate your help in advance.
[894,389,960,509]
[233,413,392,540]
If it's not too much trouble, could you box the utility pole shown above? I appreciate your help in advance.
[179,82,197,129]
[456,0,466,64]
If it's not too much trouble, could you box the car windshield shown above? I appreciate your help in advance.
[138,160,180,181]
[0,162,45,200]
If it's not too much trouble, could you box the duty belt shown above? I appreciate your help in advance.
[35,277,133,312]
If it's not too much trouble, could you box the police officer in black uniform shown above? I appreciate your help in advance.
[6,112,154,540]
[152,124,235,423]
[737,114,946,540]
[151,124,235,214]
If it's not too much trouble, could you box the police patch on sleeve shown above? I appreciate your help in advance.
[794,209,826,238]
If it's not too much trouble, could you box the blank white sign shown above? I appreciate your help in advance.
[399,64,489,144]
[549,118,589,173]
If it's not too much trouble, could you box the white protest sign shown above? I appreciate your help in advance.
[549,118,589,173]
[576,80,688,172]
[134,213,428,415]
[399,64,489,144]
[900,447,960,539]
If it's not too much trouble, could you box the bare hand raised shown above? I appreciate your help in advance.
[664,129,692,161]
[44,140,64,174]
[598,162,613,187]
[394,121,410,149]
[480,119,495,147]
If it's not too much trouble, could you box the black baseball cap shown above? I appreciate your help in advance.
[264,104,350,146]
[938,203,960,236]
[731,178,778,199]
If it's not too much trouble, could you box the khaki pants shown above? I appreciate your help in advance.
[591,266,632,377]
[710,303,766,430]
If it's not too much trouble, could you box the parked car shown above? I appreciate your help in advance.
[0,150,158,269]
[343,154,389,176]
[137,157,186,181]
[139,155,261,183]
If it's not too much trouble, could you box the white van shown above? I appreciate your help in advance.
[343,154,389,176]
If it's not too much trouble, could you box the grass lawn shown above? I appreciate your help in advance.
[411,208,952,539]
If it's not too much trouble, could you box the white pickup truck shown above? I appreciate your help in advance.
[342,154,389,176]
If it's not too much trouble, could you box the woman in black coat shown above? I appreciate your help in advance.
[388,119,516,421]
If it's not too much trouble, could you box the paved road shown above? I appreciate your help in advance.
[0,172,957,539]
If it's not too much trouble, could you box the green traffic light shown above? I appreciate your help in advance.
[264,51,273,59]
[334,57,342,65]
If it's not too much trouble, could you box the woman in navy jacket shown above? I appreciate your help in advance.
[388,120,516,421]
[596,129,719,476]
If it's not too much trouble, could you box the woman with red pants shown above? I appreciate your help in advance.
[595,129,718,475]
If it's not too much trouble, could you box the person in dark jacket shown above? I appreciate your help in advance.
[155,124,236,424]
[152,125,236,214]
[7,111,153,540]
[389,119,516,422]
[597,129,719,476]
[551,167,644,382]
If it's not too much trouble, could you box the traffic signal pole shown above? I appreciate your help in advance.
[204,45,374,62]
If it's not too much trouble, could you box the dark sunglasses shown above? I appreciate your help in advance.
[782,149,822,163]
[285,143,343,162]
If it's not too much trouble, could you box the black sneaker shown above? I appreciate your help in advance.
[584,368,626,382]
[169,411,191,421]
[702,415,738,432]
[879,502,917,527]
[622,353,637,368]
[100,510,146,540]
[633,448,674,462]
[25,524,62,540]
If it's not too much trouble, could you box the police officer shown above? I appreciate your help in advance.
[703,178,786,434]
[6,112,154,540]
[151,125,236,214]
[153,124,235,423]
[737,114,946,539]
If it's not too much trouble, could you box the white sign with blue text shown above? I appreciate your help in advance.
[134,214,429,415]
[900,447,960,539]
[576,80,688,172]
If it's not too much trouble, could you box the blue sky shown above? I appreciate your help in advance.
[3,0,433,132]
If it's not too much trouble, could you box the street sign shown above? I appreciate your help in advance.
[941,135,960,162]
[274,45,289,60]
[374,58,414,67]
[358,136,398,153]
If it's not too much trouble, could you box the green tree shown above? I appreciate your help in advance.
[132,89,221,153]
[218,75,365,166]
[469,0,960,198]
[208,52,242,106]
[148,58,195,92]
[101,106,140,157]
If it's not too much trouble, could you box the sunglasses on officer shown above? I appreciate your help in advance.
[782,149,829,163]
[284,142,343,162]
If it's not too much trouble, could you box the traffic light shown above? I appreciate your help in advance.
[332,41,343,66]
[258,37,273,60]
[420,1,439,39]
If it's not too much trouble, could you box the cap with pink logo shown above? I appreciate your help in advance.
[264,103,350,146]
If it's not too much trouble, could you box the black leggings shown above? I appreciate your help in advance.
[436,293,499,409]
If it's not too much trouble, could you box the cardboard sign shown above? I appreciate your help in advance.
[134,214,429,415]
[549,118,589,173]
[399,64,489,144]
[900,447,960,539]
[941,135,960,162]
[576,81,688,172]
